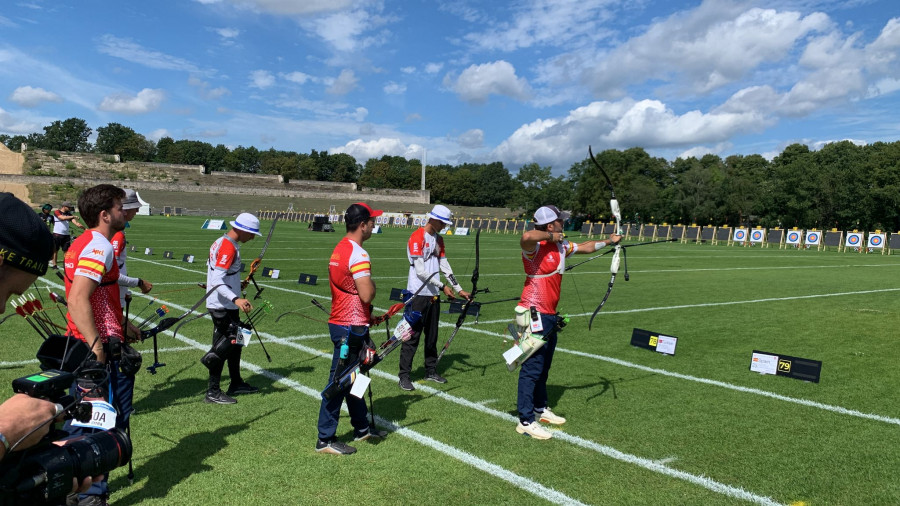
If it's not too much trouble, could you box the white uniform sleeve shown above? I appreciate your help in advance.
[439,257,463,292]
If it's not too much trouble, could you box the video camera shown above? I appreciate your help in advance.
[0,369,132,505]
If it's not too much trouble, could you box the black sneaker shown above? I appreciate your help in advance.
[354,428,389,441]
[227,381,259,395]
[205,389,237,404]
[425,373,447,384]
[315,439,357,455]
[399,377,415,391]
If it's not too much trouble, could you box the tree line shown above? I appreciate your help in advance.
[2,118,898,231]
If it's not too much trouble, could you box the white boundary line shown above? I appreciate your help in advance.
[251,328,782,506]
[170,332,587,506]
[475,287,900,323]
[64,270,900,428]
[37,274,782,504]
[438,322,900,427]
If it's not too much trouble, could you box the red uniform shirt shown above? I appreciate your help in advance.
[519,240,576,314]
[328,237,372,326]
[64,230,122,342]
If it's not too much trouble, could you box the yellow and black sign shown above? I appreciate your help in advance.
[778,359,792,373]
[753,349,821,383]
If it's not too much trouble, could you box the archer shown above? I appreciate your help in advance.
[513,205,621,440]
[200,213,261,405]
[397,205,471,390]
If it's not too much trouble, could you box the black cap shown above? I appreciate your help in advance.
[0,193,54,276]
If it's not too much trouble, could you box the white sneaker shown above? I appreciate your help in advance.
[537,408,566,425]
[515,421,552,440]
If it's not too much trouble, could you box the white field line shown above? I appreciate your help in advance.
[437,322,900,427]
[35,277,900,427]
[168,332,586,506]
[39,272,782,505]
[474,287,900,324]
[28,281,587,503]
[253,329,782,506]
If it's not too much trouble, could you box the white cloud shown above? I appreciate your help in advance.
[0,106,42,134]
[548,2,833,98]
[9,86,62,107]
[327,69,359,95]
[215,27,240,39]
[492,98,771,167]
[98,88,165,114]
[188,77,231,100]
[345,107,368,122]
[383,81,406,95]
[297,4,394,53]
[331,137,424,162]
[147,128,170,141]
[96,34,201,73]
[462,0,614,52]
[457,129,483,148]
[249,70,275,89]
[446,60,531,103]
[405,113,422,122]
[424,62,443,74]
[400,66,416,74]
[283,71,312,84]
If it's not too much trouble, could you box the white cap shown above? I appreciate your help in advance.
[533,205,570,226]
[426,204,453,225]
[230,213,262,236]
[122,189,141,210]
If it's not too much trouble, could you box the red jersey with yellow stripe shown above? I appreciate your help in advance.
[519,240,576,314]
[328,237,372,326]
[64,230,122,342]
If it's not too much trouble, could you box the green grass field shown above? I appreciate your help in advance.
[4,216,900,505]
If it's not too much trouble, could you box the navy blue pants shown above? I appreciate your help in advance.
[316,323,371,441]
[516,313,559,423]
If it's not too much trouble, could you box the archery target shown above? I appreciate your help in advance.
[868,233,885,248]
[750,230,764,242]
[805,232,820,245]
[786,231,801,244]
[733,228,747,241]
[846,233,862,246]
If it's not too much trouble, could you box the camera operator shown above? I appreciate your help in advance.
[0,192,99,499]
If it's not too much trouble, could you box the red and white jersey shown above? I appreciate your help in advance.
[52,210,72,235]
[64,230,122,342]
[207,235,242,310]
[406,227,445,296]
[519,240,576,314]
[329,237,372,326]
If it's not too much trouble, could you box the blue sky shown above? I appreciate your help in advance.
[0,0,897,173]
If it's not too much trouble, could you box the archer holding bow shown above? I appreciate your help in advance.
[315,203,388,455]
[397,205,471,390]
[200,213,261,405]
[513,205,621,440]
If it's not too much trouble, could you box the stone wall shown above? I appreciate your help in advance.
[0,143,23,175]
[2,174,429,204]
[10,149,427,204]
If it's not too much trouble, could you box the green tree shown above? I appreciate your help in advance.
[42,118,92,152]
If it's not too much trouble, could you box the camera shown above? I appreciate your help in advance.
[0,370,133,505]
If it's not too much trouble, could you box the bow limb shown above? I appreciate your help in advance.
[140,283,225,340]
[243,214,280,299]
[436,229,480,365]
[587,145,625,330]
